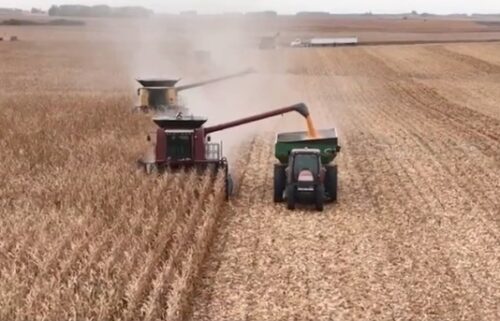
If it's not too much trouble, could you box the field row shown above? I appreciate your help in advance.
[192,45,500,320]
[0,94,228,320]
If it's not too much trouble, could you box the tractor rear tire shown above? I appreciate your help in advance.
[225,174,234,200]
[315,186,325,212]
[325,165,338,203]
[286,185,296,210]
[274,164,286,203]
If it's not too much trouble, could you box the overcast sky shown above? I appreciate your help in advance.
[1,0,500,14]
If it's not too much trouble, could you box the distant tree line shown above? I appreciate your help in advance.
[48,5,153,18]
[245,11,277,18]
[31,8,45,14]
[0,8,22,14]
[1,18,85,26]
[296,11,331,17]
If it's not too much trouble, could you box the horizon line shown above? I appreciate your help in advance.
[1,5,500,16]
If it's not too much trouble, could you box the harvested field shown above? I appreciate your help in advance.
[192,44,500,321]
[0,17,499,321]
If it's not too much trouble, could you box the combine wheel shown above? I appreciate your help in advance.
[325,165,338,203]
[145,163,158,174]
[273,164,286,202]
[286,185,296,210]
[221,158,233,200]
[315,185,325,211]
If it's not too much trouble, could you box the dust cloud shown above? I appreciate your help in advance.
[98,15,305,160]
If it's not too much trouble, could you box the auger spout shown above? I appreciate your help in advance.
[204,103,309,135]
[176,68,254,91]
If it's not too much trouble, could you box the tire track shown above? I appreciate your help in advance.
[313,74,469,319]
[191,45,500,321]
[427,46,500,74]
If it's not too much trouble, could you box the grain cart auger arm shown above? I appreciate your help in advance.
[138,103,310,200]
[135,68,254,115]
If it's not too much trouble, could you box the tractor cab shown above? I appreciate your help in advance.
[273,129,340,211]
[287,148,322,183]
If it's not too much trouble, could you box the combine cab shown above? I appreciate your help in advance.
[135,68,253,115]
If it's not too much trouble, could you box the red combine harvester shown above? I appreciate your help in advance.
[138,103,310,198]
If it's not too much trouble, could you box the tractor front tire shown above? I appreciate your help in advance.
[315,186,325,212]
[325,165,338,203]
[273,164,286,202]
[286,185,296,210]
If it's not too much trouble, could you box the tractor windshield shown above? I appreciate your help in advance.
[293,153,319,175]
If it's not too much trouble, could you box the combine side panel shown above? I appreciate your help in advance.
[139,88,149,107]
[155,129,167,162]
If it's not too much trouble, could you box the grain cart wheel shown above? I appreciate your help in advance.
[226,174,234,200]
[221,158,233,200]
[325,165,338,203]
[273,164,286,202]
[315,185,325,212]
[286,185,296,210]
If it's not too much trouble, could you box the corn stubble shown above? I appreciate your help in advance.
[0,92,227,320]
[2,27,500,321]
[191,45,500,321]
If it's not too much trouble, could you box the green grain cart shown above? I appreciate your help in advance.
[274,129,341,211]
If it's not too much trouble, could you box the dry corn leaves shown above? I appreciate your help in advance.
[0,23,499,321]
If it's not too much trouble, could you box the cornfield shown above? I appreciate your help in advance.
[0,19,499,321]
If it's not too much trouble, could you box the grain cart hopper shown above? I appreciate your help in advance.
[135,68,253,114]
[138,103,312,199]
[274,130,341,211]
